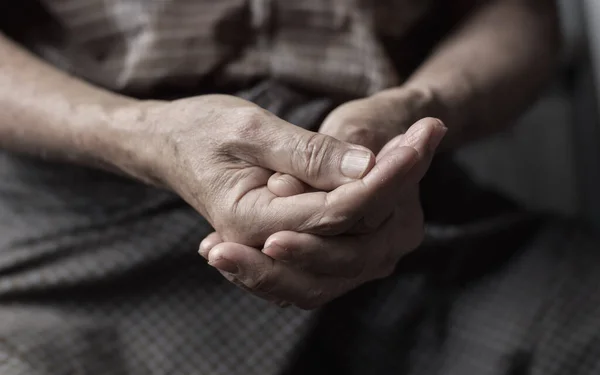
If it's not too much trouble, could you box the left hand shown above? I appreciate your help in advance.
[199,90,445,309]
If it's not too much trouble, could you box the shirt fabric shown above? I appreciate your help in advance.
[13,0,435,97]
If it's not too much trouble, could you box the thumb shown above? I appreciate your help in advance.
[346,118,446,233]
[266,118,446,198]
[239,116,376,191]
[378,117,447,182]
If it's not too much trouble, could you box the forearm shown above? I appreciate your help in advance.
[378,0,560,148]
[0,33,154,180]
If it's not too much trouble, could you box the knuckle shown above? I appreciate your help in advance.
[222,203,277,248]
[245,268,276,294]
[219,106,270,153]
[218,228,235,242]
[232,106,268,133]
[293,134,333,181]
[308,210,353,235]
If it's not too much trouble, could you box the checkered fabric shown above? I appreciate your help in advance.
[2,79,600,375]
[288,218,600,375]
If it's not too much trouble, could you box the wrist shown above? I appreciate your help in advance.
[372,85,441,128]
[78,98,170,187]
[372,85,452,150]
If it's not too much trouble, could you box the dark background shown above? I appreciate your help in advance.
[455,0,600,230]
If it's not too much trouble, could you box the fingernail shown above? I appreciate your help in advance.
[264,239,276,249]
[263,242,288,261]
[208,258,239,275]
[341,149,373,179]
[429,121,447,152]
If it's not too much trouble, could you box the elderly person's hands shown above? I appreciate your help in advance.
[199,90,446,309]
[136,94,445,248]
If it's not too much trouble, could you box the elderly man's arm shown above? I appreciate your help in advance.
[317,0,560,153]
[0,32,146,175]
[396,0,560,148]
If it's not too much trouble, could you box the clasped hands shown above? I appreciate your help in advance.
[136,91,446,309]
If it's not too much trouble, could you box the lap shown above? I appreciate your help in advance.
[289,218,600,375]
[0,151,314,375]
[2,82,599,374]
[3,154,600,375]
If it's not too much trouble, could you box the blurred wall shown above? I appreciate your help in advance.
[577,0,600,228]
[455,87,579,215]
[584,0,600,102]
[454,0,600,222]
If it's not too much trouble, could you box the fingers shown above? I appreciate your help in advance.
[262,205,421,280]
[226,117,445,244]
[262,231,370,278]
[379,118,446,195]
[203,203,423,308]
[378,117,446,167]
[215,268,291,307]
[265,145,419,235]
[201,198,425,307]
[230,111,376,191]
[207,242,353,309]
[346,118,445,231]
[225,144,417,244]
[198,232,222,258]
[267,172,309,197]
[267,117,445,199]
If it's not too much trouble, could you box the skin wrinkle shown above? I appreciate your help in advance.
[295,133,326,186]
[242,189,274,236]
[249,258,286,297]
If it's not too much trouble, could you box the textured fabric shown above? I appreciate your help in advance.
[289,218,600,375]
[2,80,600,375]
[2,0,436,97]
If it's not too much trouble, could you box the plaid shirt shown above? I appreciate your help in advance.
[16,0,435,97]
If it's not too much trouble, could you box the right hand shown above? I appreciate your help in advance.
[124,95,424,247]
